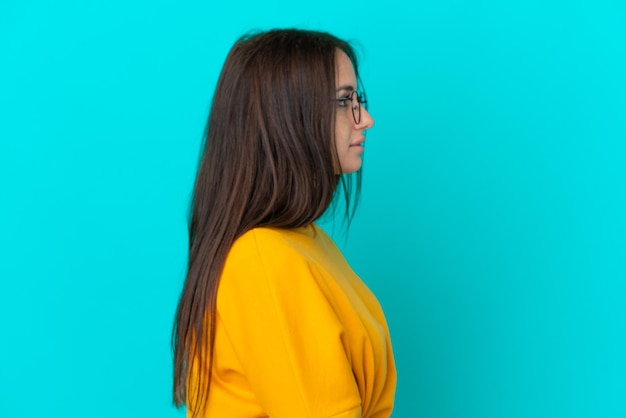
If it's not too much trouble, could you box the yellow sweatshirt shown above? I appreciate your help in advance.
[188,224,396,417]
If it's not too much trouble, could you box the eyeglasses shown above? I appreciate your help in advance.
[333,90,368,124]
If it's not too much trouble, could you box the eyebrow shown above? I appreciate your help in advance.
[335,84,356,93]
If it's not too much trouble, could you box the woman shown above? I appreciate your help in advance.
[172,28,396,417]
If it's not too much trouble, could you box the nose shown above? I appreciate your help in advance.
[358,106,374,130]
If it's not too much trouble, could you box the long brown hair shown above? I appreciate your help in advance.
[172,28,364,415]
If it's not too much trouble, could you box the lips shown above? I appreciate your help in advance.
[350,138,365,147]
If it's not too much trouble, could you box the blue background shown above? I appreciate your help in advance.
[1,1,625,417]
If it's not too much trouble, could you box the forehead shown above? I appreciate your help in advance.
[335,49,357,90]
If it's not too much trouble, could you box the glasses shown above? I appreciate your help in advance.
[333,90,368,124]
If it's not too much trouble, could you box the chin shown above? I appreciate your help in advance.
[341,159,362,174]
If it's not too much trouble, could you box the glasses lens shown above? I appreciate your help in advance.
[351,91,361,124]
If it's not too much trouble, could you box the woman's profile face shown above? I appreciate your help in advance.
[334,50,374,174]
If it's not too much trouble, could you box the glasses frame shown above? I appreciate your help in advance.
[333,90,368,124]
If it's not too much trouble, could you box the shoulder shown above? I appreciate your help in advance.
[220,225,315,283]
[218,224,342,297]
[217,225,337,314]
[226,224,328,266]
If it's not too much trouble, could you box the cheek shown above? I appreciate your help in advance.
[335,123,351,148]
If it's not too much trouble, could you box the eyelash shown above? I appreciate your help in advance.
[337,96,351,107]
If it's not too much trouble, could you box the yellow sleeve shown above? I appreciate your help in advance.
[216,229,362,418]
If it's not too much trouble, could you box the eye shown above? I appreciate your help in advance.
[336,97,351,107]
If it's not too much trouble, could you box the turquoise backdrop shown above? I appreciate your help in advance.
[1,1,625,417]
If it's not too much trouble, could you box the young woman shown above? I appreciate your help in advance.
[172,28,396,418]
